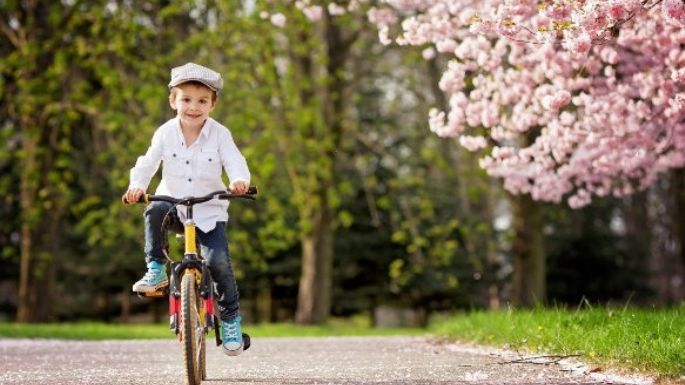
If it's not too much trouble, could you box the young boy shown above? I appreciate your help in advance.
[124,62,250,356]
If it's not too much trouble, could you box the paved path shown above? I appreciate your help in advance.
[0,336,652,385]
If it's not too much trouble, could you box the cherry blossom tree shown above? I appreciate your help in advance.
[267,0,685,306]
[368,0,685,208]
[364,0,685,306]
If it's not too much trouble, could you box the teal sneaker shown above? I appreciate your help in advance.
[132,260,168,293]
[221,316,243,356]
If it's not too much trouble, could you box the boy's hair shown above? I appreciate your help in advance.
[169,81,218,102]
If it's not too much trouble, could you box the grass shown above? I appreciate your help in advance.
[431,305,685,380]
[0,319,426,340]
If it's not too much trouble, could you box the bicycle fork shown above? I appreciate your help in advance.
[169,265,217,335]
[168,219,221,345]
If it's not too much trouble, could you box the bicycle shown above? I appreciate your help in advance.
[123,187,257,385]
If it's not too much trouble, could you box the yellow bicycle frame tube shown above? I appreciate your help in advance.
[184,222,197,254]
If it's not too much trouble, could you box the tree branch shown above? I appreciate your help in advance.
[0,17,21,47]
[498,354,582,365]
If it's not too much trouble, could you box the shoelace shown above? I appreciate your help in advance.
[223,322,240,341]
[143,268,163,282]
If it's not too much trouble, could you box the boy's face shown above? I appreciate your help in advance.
[169,83,217,130]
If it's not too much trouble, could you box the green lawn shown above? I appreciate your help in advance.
[0,320,425,340]
[431,306,685,379]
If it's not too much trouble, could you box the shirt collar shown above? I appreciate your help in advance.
[173,117,214,143]
[200,118,213,139]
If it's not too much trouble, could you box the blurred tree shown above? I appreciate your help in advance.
[545,197,652,305]
[1,1,98,321]
[228,3,365,324]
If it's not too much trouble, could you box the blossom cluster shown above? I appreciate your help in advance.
[261,0,367,26]
[372,0,685,208]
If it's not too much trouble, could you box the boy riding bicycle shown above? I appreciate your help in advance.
[123,62,250,356]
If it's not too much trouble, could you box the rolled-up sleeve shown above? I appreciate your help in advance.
[219,129,250,184]
[129,129,163,190]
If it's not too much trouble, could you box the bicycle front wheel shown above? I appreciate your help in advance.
[181,272,205,385]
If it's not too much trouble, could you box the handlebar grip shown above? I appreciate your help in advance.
[247,186,259,195]
[121,194,148,205]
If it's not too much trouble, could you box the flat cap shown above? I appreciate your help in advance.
[168,62,223,93]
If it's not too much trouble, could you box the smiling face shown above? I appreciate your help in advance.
[169,82,217,130]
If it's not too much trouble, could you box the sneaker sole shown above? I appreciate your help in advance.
[222,344,243,356]
[221,333,249,356]
[132,279,169,293]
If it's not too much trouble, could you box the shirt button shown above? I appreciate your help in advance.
[186,160,190,164]
[208,158,212,162]
[188,178,192,182]
[173,153,177,157]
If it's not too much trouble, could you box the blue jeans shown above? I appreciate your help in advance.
[144,201,240,321]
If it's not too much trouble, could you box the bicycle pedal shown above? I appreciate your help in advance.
[242,333,251,351]
[136,289,167,298]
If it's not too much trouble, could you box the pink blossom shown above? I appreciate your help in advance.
[663,0,685,25]
[459,135,488,151]
[270,13,286,28]
[542,90,572,111]
[545,3,571,20]
[436,39,457,53]
[670,93,685,112]
[599,47,619,65]
[328,3,346,16]
[378,26,392,45]
[422,47,436,60]
[607,2,628,20]
[367,7,399,27]
[562,32,592,56]
[672,68,685,83]
[428,109,449,137]
[438,61,465,94]
[302,6,323,22]
[568,189,592,209]
[366,0,685,208]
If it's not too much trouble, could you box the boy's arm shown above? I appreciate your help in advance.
[129,130,164,191]
[219,130,250,191]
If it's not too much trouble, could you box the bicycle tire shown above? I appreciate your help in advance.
[181,272,204,385]
[200,326,207,380]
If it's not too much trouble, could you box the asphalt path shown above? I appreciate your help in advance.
[0,336,653,385]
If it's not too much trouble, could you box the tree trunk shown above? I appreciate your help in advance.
[17,233,57,322]
[121,287,131,323]
[295,200,334,324]
[669,169,685,303]
[293,12,348,324]
[509,193,546,307]
[623,191,655,304]
[672,169,685,274]
[17,125,58,322]
[14,1,62,324]
[17,221,59,322]
[256,278,272,323]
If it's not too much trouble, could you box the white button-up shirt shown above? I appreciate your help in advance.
[129,117,250,232]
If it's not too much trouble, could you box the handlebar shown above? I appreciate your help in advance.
[122,186,258,206]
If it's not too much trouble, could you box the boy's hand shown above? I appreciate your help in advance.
[124,187,146,204]
[229,180,249,195]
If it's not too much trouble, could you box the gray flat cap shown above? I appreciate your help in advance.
[168,62,223,92]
